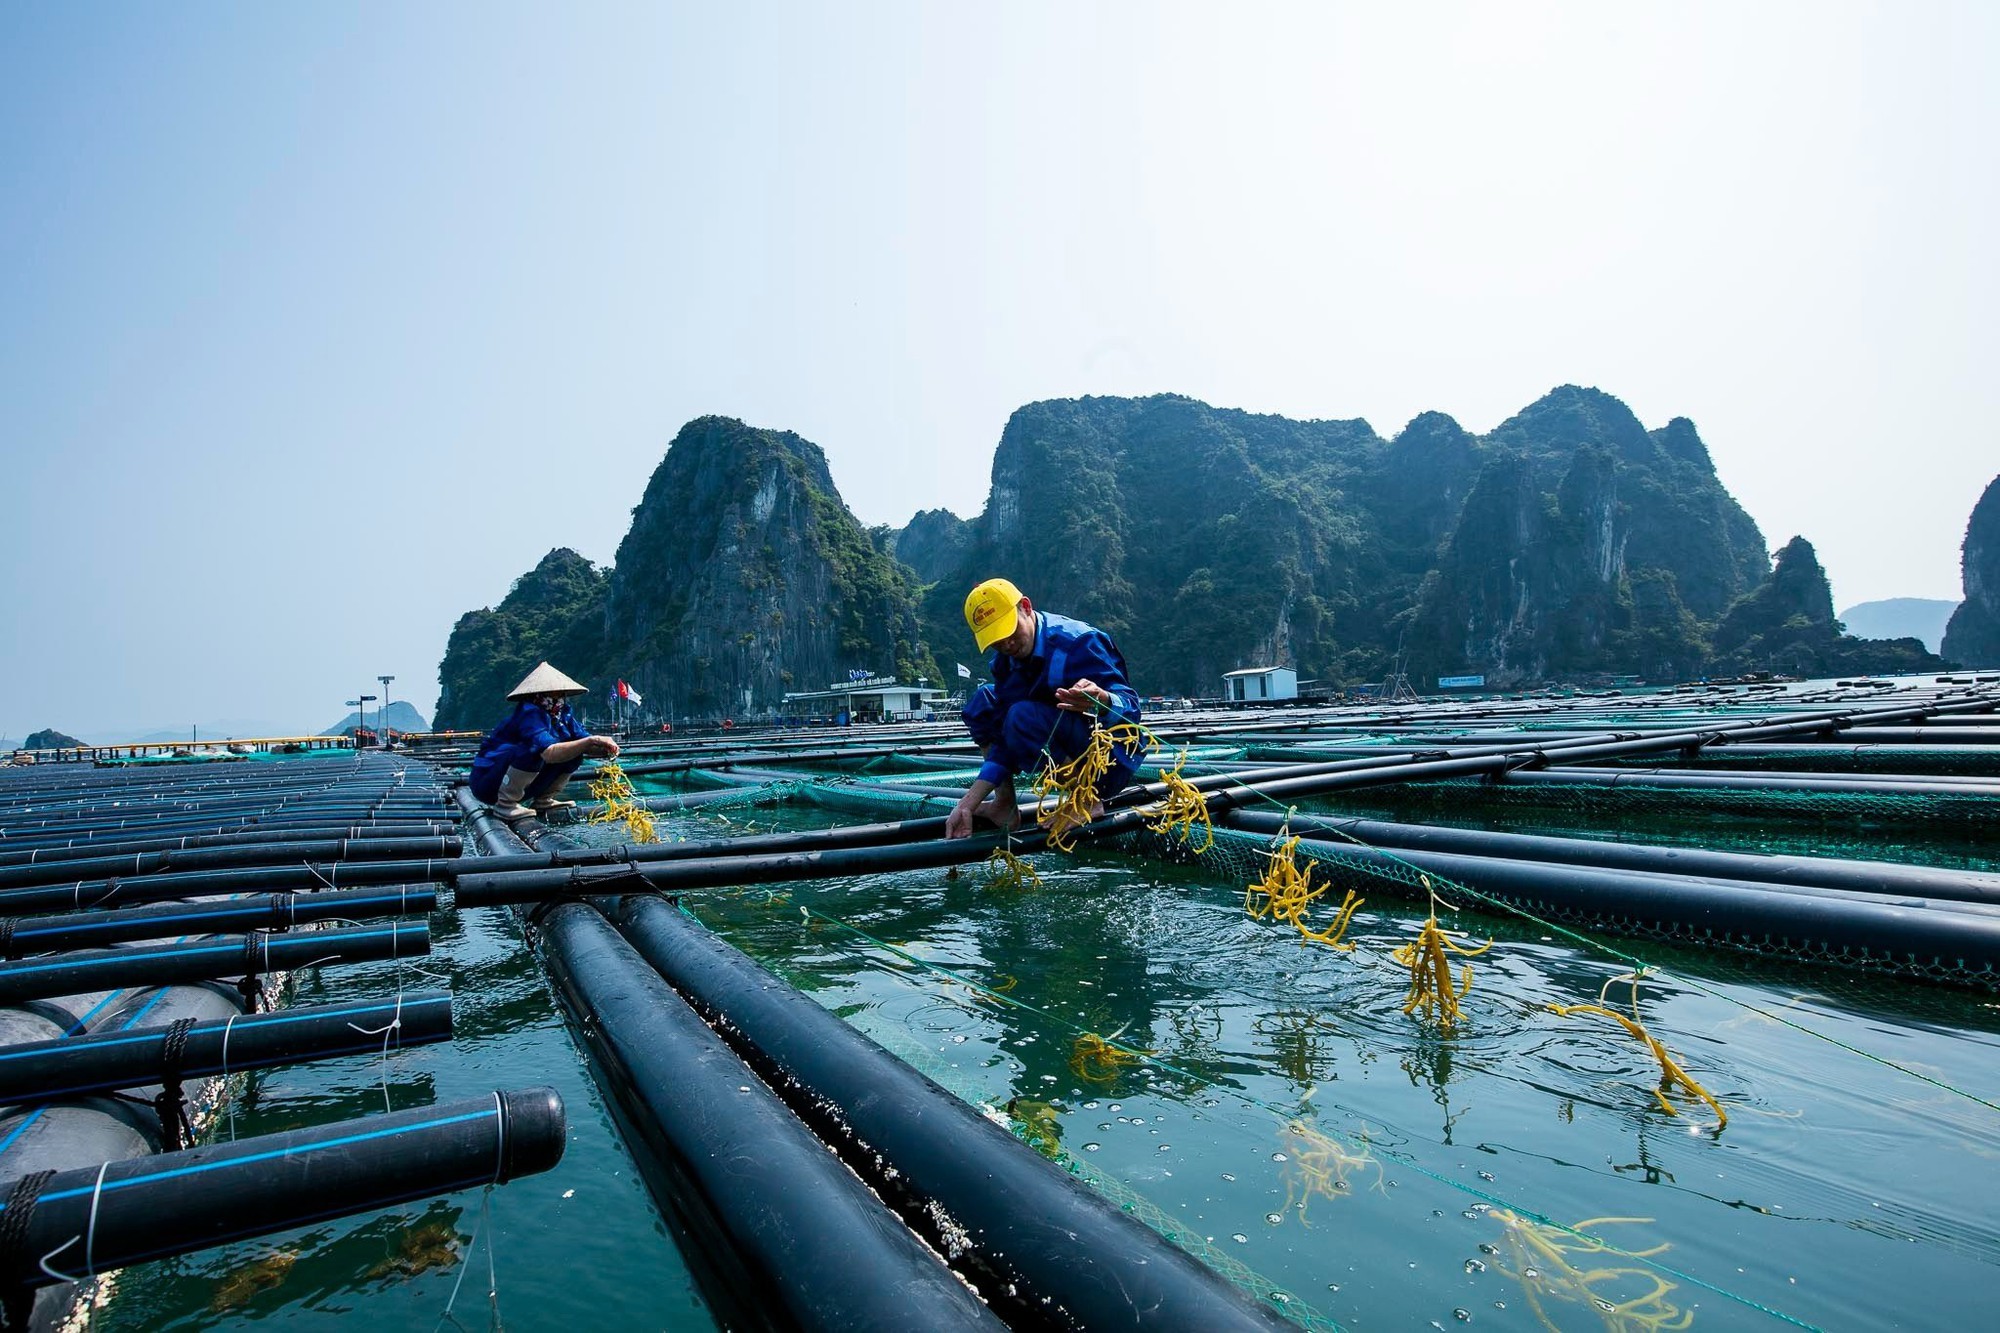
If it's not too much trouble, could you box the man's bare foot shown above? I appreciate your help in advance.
[973,795,1021,829]
[1041,799,1105,839]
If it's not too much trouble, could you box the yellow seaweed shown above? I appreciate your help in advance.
[1550,976,1728,1129]
[1141,749,1214,853]
[1278,1119,1384,1222]
[1070,1030,1151,1084]
[585,761,660,844]
[1244,833,1364,951]
[1032,722,1153,850]
[1388,877,1491,1027]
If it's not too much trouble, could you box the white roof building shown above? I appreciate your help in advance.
[1222,666,1298,702]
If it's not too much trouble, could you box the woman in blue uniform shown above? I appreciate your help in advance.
[468,662,622,820]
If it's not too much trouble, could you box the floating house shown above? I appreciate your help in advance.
[1222,665,1297,702]
[781,674,948,722]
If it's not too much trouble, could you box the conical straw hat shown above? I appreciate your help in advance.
[506,662,589,699]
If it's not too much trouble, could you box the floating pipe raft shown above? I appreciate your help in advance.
[536,900,1005,1332]
[0,856,453,915]
[0,836,462,890]
[611,894,1297,1332]
[0,1088,564,1292]
[1191,824,2000,988]
[1219,808,2000,906]
[0,824,457,866]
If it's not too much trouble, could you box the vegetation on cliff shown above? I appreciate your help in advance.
[437,392,1962,720]
[909,388,1769,693]
[436,419,938,726]
[1709,537,1943,677]
[432,548,608,731]
[1941,474,2000,666]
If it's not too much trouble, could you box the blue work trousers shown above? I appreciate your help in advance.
[966,698,1136,799]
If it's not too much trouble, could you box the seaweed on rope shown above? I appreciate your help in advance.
[1277,1119,1385,1222]
[1244,830,1364,951]
[984,846,1044,893]
[1487,1211,1692,1333]
[1070,1028,1151,1084]
[1141,747,1215,852]
[1388,874,1492,1028]
[1031,720,1153,850]
[1551,973,1729,1130]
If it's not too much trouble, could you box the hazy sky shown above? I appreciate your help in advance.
[4,3,1995,740]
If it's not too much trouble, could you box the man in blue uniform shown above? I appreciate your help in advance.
[945,578,1142,840]
[468,662,622,820]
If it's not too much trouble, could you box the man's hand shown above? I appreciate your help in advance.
[1055,679,1113,714]
[592,736,622,759]
[945,795,978,840]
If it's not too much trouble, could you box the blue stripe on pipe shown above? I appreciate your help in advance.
[41,1173,496,1276]
[14,1106,500,1208]
[0,996,448,1068]
[9,889,428,944]
[0,925,412,977]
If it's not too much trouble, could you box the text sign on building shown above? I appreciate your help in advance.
[1437,674,1486,689]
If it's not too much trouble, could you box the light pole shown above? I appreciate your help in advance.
[357,693,378,747]
[378,676,395,737]
[344,701,360,750]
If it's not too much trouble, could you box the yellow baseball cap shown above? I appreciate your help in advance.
[964,577,1025,653]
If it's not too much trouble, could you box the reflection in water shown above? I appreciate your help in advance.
[1277,1119,1384,1223]
[1489,1211,1689,1333]
[1255,1008,1337,1089]
[210,1247,299,1312]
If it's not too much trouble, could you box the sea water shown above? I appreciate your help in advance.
[105,799,2000,1331]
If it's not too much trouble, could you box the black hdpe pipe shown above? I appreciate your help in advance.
[0,837,463,891]
[610,894,1295,1332]
[450,813,951,878]
[0,824,455,868]
[1220,808,2000,907]
[0,1087,563,1289]
[1500,766,2000,797]
[535,901,1004,1332]
[1227,829,2000,986]
[1147,695,2000,804]
[0,858,454,917]
[1,884,437,956]
[0,992,452,1104]
[451,830,1046,906]
[0,922,429,1005]
[0,820,456,858]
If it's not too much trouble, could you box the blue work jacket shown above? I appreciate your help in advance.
[468,701,588,797]
[965,611,1141,785]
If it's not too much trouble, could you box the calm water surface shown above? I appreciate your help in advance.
[105,796,2000,1331]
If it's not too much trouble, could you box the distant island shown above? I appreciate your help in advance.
[435,388,1967,726]
[22,728,86,750]
[1837,598,1959,654]
[321,700,431,736]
